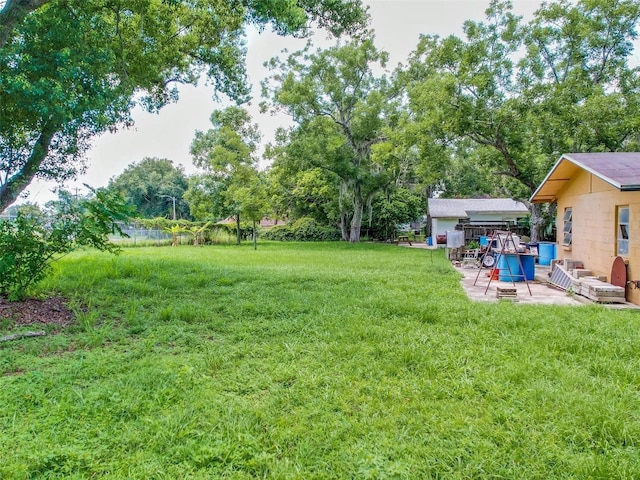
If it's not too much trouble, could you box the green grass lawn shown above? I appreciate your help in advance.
[1,242,639,479]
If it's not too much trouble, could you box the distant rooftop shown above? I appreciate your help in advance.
[428,198,529,218]
[531,152,640,203]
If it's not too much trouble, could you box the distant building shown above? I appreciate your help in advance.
[428,198,530,243]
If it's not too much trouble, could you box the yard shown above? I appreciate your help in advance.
[1,242,639,479]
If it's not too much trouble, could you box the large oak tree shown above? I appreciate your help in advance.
[263,38,404,242]
[404,0,640,241]
[0,0,367,213]
[107,157,189,219]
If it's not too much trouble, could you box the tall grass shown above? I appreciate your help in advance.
[1,242,639,479]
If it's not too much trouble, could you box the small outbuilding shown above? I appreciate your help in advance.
[428,198,530,243]
[530,152,640,305]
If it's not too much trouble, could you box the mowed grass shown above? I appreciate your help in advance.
[1,242,640,479]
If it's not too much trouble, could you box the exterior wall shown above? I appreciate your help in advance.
[432,213,528,237]
[432,218,459,237]
[555,168,640,304]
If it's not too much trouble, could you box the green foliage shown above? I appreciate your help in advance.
[0,214,50,300]
[116,218,252,246]
[204,227,237,245]
[133,217,191,231]
[367,187,425,240]
[183,174,228,222]
[0,0,367,212]
[402,0,640,240]
[2,244,640,477]
[263,37,404,242]
[0,187,132,300]
[107,157,190,219]
[0,201,43,218]
[188,106,271,246]
[266,163,340,226]
[467,239,480,249]
[262,217,341,241]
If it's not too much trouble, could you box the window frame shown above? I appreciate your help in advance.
[562,207,572,247]
[617,205,630,257]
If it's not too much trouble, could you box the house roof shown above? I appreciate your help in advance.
[428,198,530,218]
[530,152,640,203]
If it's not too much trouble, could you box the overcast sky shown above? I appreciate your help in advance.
[24,0,544,205]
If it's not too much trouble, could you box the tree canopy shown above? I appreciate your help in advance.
[0,0,367,213]
[263,38,409,242]
[107,157,189,219]
[187,106,265,244]
[5,0,639,245]
[402,0,640,240]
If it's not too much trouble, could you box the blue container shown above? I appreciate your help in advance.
[538,242,556,266]
[520,255,535,281]
[479,236,489,247]
[427,236,433,246]
[497,254,534,282]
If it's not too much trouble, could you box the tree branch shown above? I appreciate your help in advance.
[0,0,50,48]
[0,331,46,342]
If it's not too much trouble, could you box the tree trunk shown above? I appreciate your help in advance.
[253,219,257,250]
[235,215,241,245]
[529,202,546,243]
[349,196,364,243]
[0,122,56,213]
[340,212,350,241]
[338,183,351,241]
[0,330,46,342]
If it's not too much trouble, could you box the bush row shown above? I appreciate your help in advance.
[125,218,254,240]
[262,217,341,241]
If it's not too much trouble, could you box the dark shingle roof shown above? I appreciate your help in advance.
[531,152,640,203]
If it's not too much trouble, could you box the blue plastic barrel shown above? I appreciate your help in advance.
[538,242,556,266]
[520,255,535,280]
[497,254,534,282]
[427,236,433,246]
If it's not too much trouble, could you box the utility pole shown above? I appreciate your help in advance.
[160,194,177,220]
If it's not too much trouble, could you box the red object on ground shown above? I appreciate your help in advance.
[610,256,627,291]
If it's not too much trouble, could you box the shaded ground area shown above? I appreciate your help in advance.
[0,296,75,330]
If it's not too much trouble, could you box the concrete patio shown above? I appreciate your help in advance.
[406,243,639,307]
[454,263,584,305]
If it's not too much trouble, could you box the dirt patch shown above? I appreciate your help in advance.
[0,296,75,330]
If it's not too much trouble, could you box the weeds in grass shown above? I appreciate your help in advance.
[1,243,640,478]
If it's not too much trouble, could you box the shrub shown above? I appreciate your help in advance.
[262,217,341,241]
[205,227,237,245]
[0,188,132,300]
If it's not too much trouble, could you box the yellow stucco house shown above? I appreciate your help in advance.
[531,152,640,305]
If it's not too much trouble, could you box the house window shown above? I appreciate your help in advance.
[562,207,572,246]
[617,205,629,256]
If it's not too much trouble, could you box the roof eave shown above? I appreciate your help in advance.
[530,156,565,203]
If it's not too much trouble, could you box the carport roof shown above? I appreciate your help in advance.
[531,152,640,203]
[428,198,529,218]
